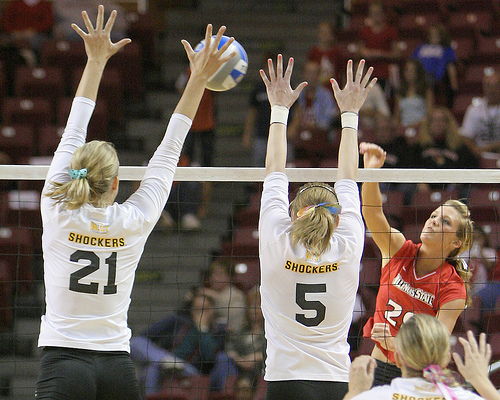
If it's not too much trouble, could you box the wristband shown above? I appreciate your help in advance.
[341,111,359,130]
[270,105,289,125]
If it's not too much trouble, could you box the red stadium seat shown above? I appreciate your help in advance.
[397,14,440,40]
[462,64,500,95]
[72,68,124,125]
[363,235,381,261]
[107,41,143,98]
[221,228,259,258]
[476,36,500,64]
[405,188,459,226]
[402,223,422,244]
[452,93,477,124]
[40,39,86,92]
[0,260,13,331]
[359,258,381,315]
[0,68,5,111]
[232,258,260,292]
[479,154,500,169]
[2,98,53,135]
[37,124,64,157]
[56,97,109,142]
[291,128,338,167]
[0,125,34,164]
[450,37,476,64]
[14,66,65,110]
[468,187,500,222]
[441,0,495,13]
[237,204,259,228]
[447,11,493,38]
[395,38,421,60]
[381,190,405,225]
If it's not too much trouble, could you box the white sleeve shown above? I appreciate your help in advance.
[334,179,365,258]
[259,172,291,244]
[124,113,192,223]
[460,104,480,139]
[42,97,95,196]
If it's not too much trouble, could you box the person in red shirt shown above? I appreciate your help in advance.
[357,1,399,96]
[307,20,341,89]
[359,142,474,386]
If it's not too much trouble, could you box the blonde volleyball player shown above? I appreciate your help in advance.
[35,6,235,400]
[359,142,473,386]
[259,56,376,400]
[345,314,500,400]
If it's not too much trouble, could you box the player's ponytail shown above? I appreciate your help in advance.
[289,182,341,257]
[444,199,474,307]
[45,141,119,210]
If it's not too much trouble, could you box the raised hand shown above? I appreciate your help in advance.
[359,142,387,169]
[72,5,131,64]
[453,331,492,386]
[181,24,236,83]
[348,356,377,395]
[331,60,377,114]
[371,322,395,351]
[260,54,307,109]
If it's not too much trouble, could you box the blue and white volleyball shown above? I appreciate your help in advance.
[194,35,248,91]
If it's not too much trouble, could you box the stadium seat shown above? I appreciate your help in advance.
[381,190,405,226]
[395,38,421,60]
[405,188,459,226]
[468,187,500,222]
[359,258,381,316]
[441,0,495,13]
[447,11,493,38]
[127,12,159,68]
[221,228,259,258]
[291,128,338,167]
[462,64,500,95]
[232,258,260,292]
[450,37,476,64]
[475,35,500,64]
[56,97,109,142]
[236,204,259,228]
[392,0,443,15]
[0,68,5,111]
[402,223,423,244]
[1,98,53,135]
[452,93,477,124]
[397,14,440,40]
[363,235,381,262]
[106,41,143,98]
[479,154,500,169]
[0,260,12,331]
[40,39,86,92]
[71,67,124,125]
[0,125,34,164]
[37,125,64,157]
[14,66,65,111]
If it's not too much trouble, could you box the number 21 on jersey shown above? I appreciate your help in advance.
[69,250,117,295]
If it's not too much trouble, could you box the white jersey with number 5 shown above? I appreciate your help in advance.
[38,97,191,352]
[259,173,364,382]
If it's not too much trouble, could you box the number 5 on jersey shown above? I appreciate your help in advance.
[69,250,117,295]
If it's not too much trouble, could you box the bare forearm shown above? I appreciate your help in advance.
[337,127,358,180]
[265,123,287,174]
[470,378,500,400]
[75,59,106,101]
[174,74,208,120]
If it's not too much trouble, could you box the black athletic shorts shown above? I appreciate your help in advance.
[35,346,141,400]
[372,359,402,386]
[265,380,348,400]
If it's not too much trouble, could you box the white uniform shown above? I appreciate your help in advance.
[259,173,364,382]
[38,97,191,352]
[351,377,483,400]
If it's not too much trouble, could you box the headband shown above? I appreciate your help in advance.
[296,202,342,219]
[68,168,87,180]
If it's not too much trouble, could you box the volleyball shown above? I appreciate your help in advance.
[194,35,248,91]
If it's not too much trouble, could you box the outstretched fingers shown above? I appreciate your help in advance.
[284,57,294,81]
[95,5,104,31]
[267,58,276,82]
[104,9,117,35]
[345,59,353,87]
[355,59,365,84]
[81,11,94,34]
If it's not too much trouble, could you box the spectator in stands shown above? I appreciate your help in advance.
[211,285,265,391]
[201,255,247,334]
[394,59,433,128]
[357,1,400,98]
[242,53,273,167]
[158,152,204,230]
[234,374,259,400]
[130,291,220,396]
[413,24,458,110]
[359,79,391,131]
[53,0,129,41]
[344,315,500,400]
[288,60,337,161]
[307,20,342,88]
[461,68,500,155]
[359,141,473,386]
[176,65,217,220]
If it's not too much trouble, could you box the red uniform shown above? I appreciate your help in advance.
[363,240,466,363]
[358,25,398,80]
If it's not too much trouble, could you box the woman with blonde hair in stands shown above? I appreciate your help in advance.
[259,55,376,400]
[345,314,500,400]
[35,5,235,399]
[359,141,474,387]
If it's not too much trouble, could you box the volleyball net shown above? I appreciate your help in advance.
[1,165,500,397]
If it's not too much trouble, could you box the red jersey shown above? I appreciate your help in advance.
[358,25,398,80]
[307,45,342,87]
[363,240,466,363]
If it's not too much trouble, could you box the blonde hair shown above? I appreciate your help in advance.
[45,141,119,210]
[443,199,474,307]
[396,314,457,384]
[417,107,463,151]
[289,182,340,257]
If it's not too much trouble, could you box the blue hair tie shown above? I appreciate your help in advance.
[68,168,87,180]
[317,202,342,215]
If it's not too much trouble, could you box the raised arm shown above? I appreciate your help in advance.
[72,5,131,101]
[175,25,235,120]
[359,142,405,260]
[260,55,307,175]
[331,60,376,181]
